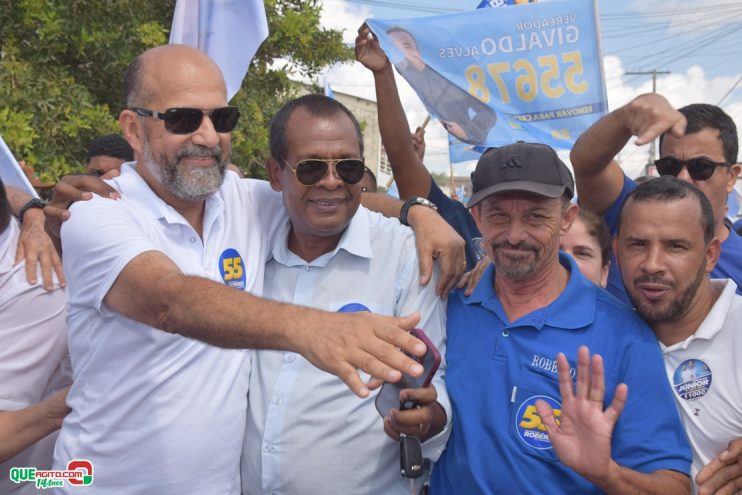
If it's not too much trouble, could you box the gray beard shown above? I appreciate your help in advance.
[142,135,228,202]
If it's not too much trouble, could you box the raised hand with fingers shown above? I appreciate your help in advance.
[16,207,65,290]
[535,346,628,485]
[620,93,687,146]
[355,23,389,74]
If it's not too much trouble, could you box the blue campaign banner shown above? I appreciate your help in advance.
[367,0,607,163]
[477,0,537,8]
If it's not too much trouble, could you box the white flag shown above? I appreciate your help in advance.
[0,135,38,198]
[170,0,269,101]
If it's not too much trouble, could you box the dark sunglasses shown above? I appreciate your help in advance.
[282,158,366,186]
[654,156,731,181]
[132,106,240,134]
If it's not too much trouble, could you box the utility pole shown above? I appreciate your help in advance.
[625,69,670,176]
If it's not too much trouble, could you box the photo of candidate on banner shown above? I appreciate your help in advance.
[366,0,607,162]
[477,0,537,7]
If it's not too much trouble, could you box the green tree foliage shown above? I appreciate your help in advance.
[0,0,351,182]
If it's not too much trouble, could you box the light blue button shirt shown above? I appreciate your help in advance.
[242,206,450,495]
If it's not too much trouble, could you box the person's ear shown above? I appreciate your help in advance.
[559,202,579,236]
[705,238,721,274]
[119,109,144,155]
[471,205,483,232]
[726,163,741,193]
[266,158,283,192]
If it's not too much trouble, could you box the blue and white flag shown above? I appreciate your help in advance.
[324,78,335,99]
[0,135,37,198]
[170,0,269,101]
[367,0,607,163]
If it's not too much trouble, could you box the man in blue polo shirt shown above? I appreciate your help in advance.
[431,142,691,494]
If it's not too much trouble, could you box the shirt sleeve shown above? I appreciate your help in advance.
[239,178,287,260]
[592,174,636,303]
[603,174,637,235]
[61,195,165,316]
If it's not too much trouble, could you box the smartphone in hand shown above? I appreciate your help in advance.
[374,328,441,418]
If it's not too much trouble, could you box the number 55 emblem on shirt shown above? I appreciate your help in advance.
[515,395,561,450]
[219,248,246,289]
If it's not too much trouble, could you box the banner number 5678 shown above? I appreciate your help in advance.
[466,50,589,104]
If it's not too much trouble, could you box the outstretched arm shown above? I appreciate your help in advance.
[570,93,686,214]
[536,346,689,495]
[356,23,431,199]
[102,250,427,399]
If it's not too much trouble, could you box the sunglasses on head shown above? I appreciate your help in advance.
[654,156,731,181]
[282,158,366,186]
[132,106,240,134]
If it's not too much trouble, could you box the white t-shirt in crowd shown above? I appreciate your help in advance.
[0,219,70,494]
[53,165,283,494]
[661,279,742,491]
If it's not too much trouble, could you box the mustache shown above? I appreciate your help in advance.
[491,241,539,253]
[176,144,222,162]
[633,273,676,289]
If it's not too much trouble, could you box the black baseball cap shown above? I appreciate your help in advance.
[467,142,574,208]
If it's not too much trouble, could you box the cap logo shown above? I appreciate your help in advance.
[501,157,523,169]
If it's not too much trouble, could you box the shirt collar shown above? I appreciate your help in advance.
[464,252,597,329]
[110,162,225,227]
[664,279,738,351]
[271,205,374,268]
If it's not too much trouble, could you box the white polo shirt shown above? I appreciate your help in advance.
[661,279,742,490]
[0,219,70,495]
[54,164,283,494]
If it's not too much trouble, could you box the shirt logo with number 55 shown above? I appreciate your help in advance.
[515,395,561,450]
[219,248,246,289]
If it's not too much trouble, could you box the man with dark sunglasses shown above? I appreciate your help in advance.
[570,93,742,302]
[48,44,460,495]
[242,94,449,494]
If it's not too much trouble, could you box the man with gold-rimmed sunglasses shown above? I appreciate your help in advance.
[242,94,450,494]
[570,94,742,302]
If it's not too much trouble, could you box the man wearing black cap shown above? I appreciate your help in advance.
[430,143,692,494]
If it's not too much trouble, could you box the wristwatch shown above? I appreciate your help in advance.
[18,197,48,223]
[399,197,438,226]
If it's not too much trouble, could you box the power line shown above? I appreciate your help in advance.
[624,69,670,173]
[717,75,742,107]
